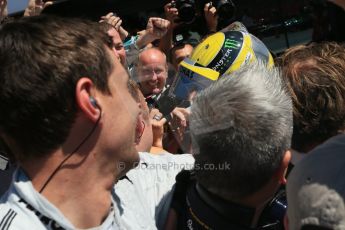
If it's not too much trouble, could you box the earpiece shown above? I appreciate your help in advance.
[89,96,98,108]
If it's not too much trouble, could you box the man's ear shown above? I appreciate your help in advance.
[276,150,292,185]
[75,77,100,123]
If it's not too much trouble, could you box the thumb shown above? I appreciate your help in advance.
[44,1,53,8]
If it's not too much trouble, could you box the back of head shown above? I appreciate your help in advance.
[277,42,345,152]
[0,15,113,162]
[190,61,292,201]
[287,134,345,230]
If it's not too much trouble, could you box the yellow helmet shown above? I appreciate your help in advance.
[186,23,274,80]
[170,22,274,101]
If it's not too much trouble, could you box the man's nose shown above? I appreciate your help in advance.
[151,72,158,81]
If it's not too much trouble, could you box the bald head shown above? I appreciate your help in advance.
[136,48,168,96]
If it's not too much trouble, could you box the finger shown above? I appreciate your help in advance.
[153,19,169,29]
[104,12,114,19]
[111,16,119,26]
[152,112,163,121]
[173,110,186,125]
[43,1,53,8]
[209,7,216,15]
[169,8,178,13]
[204,3,211,11]
[159,117,167,126]
[115,19,122,29]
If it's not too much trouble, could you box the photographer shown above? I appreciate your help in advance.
[159,0,231,54]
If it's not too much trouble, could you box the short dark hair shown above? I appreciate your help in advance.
[190,62,292,200]
[277,42,345,152]
[0,15,114,161]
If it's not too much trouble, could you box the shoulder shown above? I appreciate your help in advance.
[0,202,40,230]
[0,203,18,230]
[0,193,43,230]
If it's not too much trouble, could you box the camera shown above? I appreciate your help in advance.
[171,0,236,29]
[204,0,235,20]
[201,0,236,29]
[171,0,196,24]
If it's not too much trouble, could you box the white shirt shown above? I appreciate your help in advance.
[0,152,194,229]
[114,152,194,229]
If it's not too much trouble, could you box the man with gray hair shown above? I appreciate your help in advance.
[165,62,293,229]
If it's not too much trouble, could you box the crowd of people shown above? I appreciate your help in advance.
[1,0,345,229]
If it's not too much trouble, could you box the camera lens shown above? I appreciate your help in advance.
[175,0,196,24]
[216,0,235,20]
[179,4,196,23]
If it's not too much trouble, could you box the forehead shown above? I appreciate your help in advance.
[106,47,128,81]
[174,44,193,58]
[139,49,166,66]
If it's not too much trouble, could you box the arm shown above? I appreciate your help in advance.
[150,108,167,149]
[159,2,180,54]
[204,2,218,33]
[135,17,170,49]
[0,0,7,21]
[24,0,53,17]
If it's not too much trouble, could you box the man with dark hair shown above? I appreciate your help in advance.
[165,62,293,229]
[0,16,194,229]
[277,42,345,154]
[0,15,142,228]
[169,43,194,71]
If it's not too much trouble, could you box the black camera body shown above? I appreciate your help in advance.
[172,0,196,24]
[172,0,236,29]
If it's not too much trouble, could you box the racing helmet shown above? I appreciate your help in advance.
[170,22,274,102]
[184,23,274,78]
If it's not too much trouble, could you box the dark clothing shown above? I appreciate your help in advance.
[171,170,285,230]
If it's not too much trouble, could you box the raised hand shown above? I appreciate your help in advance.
[100,12,129,40]
[146,17,170,40]
[24,0,53,17]
[150,109,167,148]
[0,0,8,21]
[204,2,218,32]
[164,1,179,28]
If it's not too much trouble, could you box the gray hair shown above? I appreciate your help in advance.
[190,61,293,200]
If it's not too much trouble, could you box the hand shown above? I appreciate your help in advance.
[150,109,167,148]
[164,2,179,28]
[169,107,190,143]
[24,0,53,17]
[204,2,218,32]
[136,17,170,48]
[100,12,129,40]
[145,17,170,40]
[0,0,8,21]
